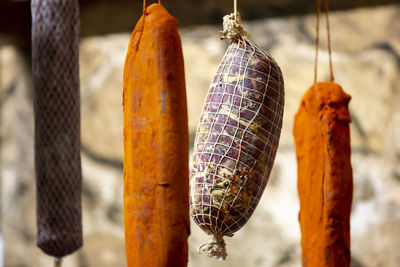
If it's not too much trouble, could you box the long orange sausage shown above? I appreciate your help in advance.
[122,3,189,267]
[293,82,353,266]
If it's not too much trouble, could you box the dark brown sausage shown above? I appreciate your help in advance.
[32,0,82,257]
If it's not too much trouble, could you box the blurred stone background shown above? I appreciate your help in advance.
[1,1,400,266]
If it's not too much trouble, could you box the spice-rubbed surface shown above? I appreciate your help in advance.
[123,3,189,267]
[294,82,353,266]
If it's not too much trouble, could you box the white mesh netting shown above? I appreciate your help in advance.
[189,13,285,260]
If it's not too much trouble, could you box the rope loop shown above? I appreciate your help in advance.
[143,0,162,14]
[314,0,334,84]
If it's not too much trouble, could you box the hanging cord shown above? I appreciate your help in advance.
[54,257,62,267]
[313,0,334,84]
[313,0,321,84]
[220,0,249,40]
[143,0,162,13]
[324,0,334,82]
[234,0,237,22]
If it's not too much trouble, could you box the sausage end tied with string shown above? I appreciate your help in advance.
[189,0,285,261]
[314,0,334,84]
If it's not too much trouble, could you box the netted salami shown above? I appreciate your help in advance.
[189,13,285,260]
[32,0,82,258]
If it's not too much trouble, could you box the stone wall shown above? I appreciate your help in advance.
[1,4,399,267]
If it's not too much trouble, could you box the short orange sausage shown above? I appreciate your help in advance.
[293,82,353,267]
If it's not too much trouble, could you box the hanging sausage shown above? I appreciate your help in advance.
[189,2,285,260]
[293,0,353,266]
[31,0,82,262]
[122,1,189,266]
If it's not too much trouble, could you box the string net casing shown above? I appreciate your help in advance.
[189,13,285,260]
[32,0,82,257]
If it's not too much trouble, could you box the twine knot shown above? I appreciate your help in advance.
[198,235,227,261]
[220,12,249,40]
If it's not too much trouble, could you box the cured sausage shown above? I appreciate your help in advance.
[189,13,285,260]
[122,2,189,266]
[32,0,82,257]
[294,82,353,266]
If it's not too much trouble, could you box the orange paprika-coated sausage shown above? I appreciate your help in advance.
[122,3,189,267]
[293,82,353,267]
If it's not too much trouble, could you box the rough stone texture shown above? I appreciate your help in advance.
[80,232,126,266]
[1,4,400,267]
[80,36,125,162]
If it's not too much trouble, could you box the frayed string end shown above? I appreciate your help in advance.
[198,235,227,261]
[219,12,250,41]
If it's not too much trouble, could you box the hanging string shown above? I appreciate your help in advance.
[234,0,238,23]
[54,257,62,267]
[324,0,334,82]
[314,0,334,84]
[143,0,162,13]
[313,0,321,85]
[220,0,248,40]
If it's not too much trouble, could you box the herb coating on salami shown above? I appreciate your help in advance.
[189,13,284,260]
